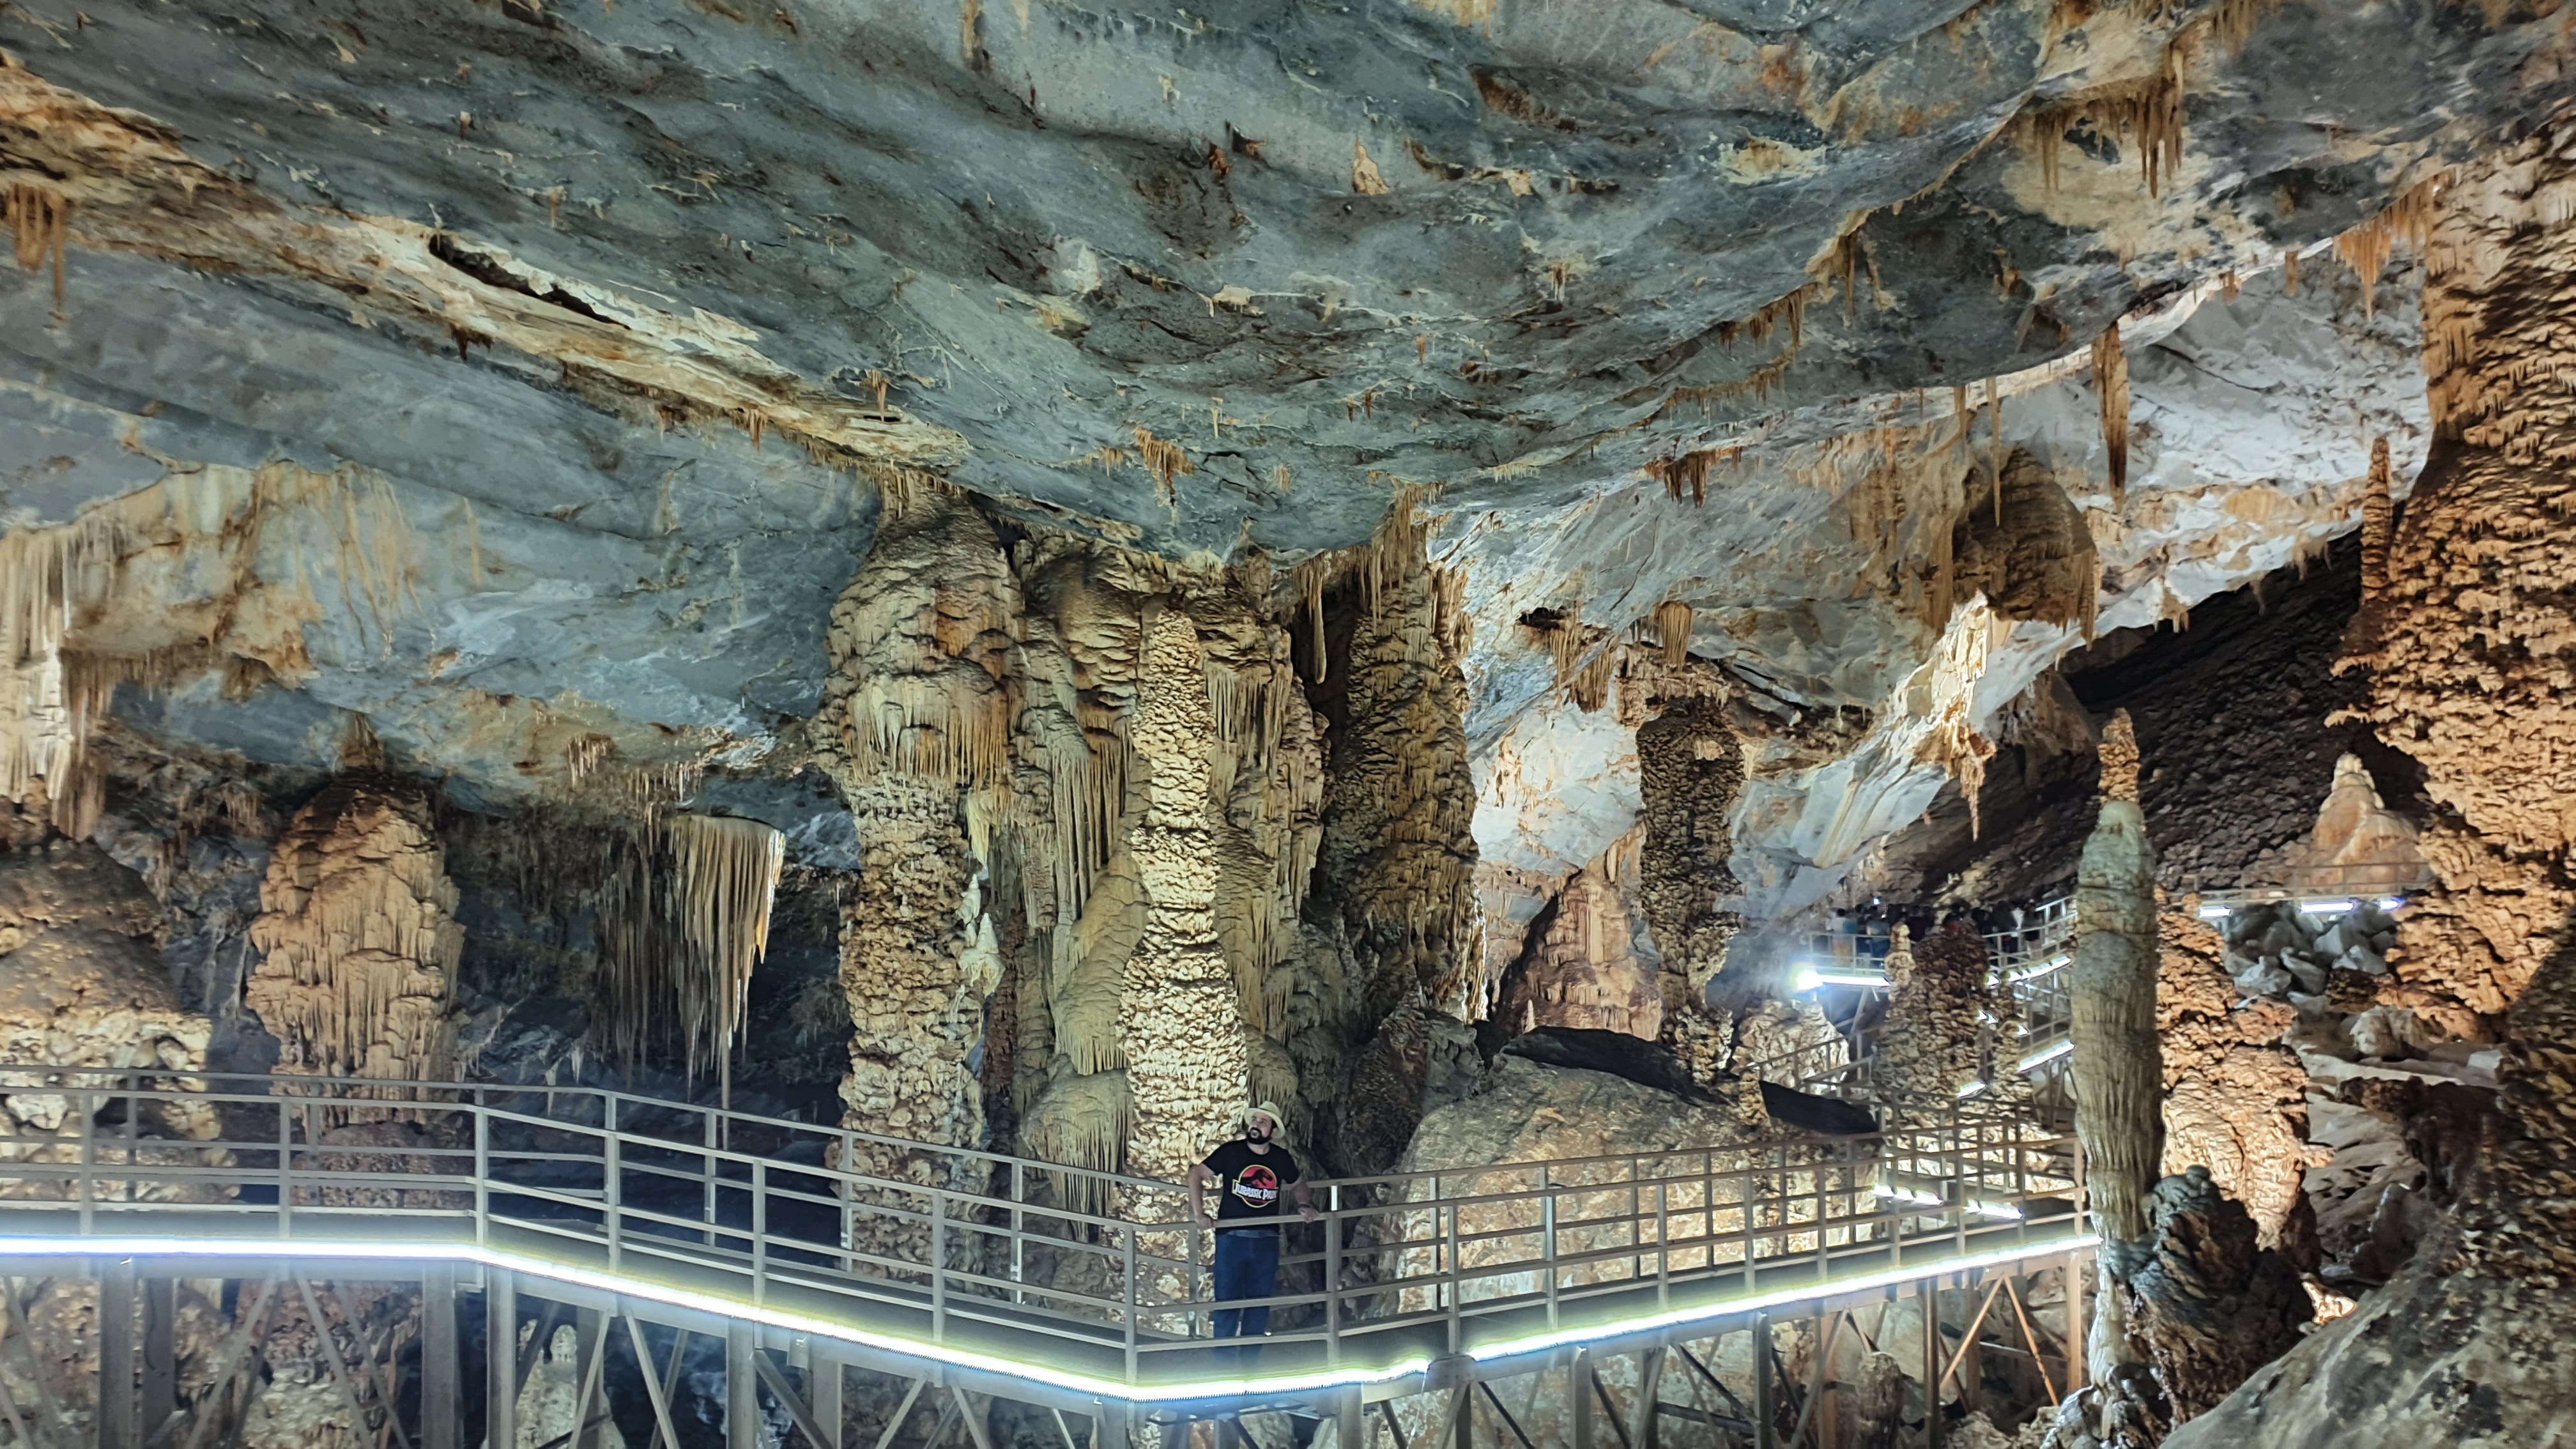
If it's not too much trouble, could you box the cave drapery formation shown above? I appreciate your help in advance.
[0,0,2572,1443]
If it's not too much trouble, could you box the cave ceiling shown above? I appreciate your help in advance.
[1,0,2563,906]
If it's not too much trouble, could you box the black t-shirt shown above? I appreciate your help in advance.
[1201,1140,1303,1227]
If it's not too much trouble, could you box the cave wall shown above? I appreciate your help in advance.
[1880,539,2418,909]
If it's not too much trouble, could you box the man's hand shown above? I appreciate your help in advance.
[1193,1209,1214,1230]
[1298,1203,1319,1224]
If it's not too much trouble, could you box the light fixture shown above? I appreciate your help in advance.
[1955,1080,1989,1099]
[2298,899,2356,916]
[2375,898,2405,912]
[2196,905,2232,919]
[0,1227,2101,1401]
[1795,967,1892,992]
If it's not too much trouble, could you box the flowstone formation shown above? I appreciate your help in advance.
[243,775,463,1100]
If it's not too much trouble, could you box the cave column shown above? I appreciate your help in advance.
[1118,605,1251,1304]
[2340,127,2576,1041]
[814,482,1019,1248]
[1634,697,1745,1094]
[1301,506,1479,1174]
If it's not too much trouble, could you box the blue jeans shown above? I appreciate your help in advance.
[1211,1230,1278,1339]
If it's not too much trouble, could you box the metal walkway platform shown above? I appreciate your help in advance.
[0,1069,2097,1449]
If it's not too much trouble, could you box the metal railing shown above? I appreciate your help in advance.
[2192,860,2434,908]
[1756,898,2078,1101]
[0,1068,2085,1393]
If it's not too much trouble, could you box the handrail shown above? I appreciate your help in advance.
[0,1066,2087,1398]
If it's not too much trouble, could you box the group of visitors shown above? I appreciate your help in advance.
[1826,897,2064,967]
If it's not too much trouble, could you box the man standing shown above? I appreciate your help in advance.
[1188,1101,1317,1343]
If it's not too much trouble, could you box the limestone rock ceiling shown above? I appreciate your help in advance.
[0,0,2562,894]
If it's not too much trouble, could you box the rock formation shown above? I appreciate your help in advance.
[0,832,219,1171]
[2165,120,2576,1448]
[2120,1167,2313,1423]
[244,778,463,1100]
[1871,923,2009,1110]
[2075,712,2164,1252]
[1636,697,1745,1080]
[2156,906,2319,1250]
[814,485,1018,1209]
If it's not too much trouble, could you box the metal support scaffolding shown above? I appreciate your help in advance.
[425,1265,460,1449]
[487,1268,518,1449]
[100,1257,135,1449]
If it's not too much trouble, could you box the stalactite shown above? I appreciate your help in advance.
[244,778,464,1111]
[1652,599,1694,668]
[2094,325,2130,507]
[2332,171,2444,319]
[592,815,783,1087]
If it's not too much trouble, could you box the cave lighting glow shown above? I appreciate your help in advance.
[0,1227,2097,1402]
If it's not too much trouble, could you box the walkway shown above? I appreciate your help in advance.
[0,1069,2095,1448]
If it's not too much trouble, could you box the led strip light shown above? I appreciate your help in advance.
[0,1229,2099,1402]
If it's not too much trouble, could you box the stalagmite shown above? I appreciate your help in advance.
[244,777,464,1107]
[1300,499,1479,1173]
[2068,709,2160,1432]
[1634,696,1744,1085]
[1871,923,1999,1107]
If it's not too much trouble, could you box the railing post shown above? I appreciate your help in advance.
[121,1068,137,1206]
[473,1092,491,1245]
[703,1101,719,1248]
[77,1078,95,1235]
[1655,1179,1669,1309]
[606,1095,623,1273]
[1122,1223,1140,1388]
[100,1255,135,1449]
[1444,1202,1462,1354]
[1739,1158,1758,1291]
[485,1267,518,1449]
[753,1160,769,1308]
[423,1264,460,1449]
[929,1188,946,1339]
[1326,1183,1343,1365]
[840,1128,858,1275]
[1010,1162,1026,1305]
[273,1095,290,1238]
[1542,1188,1559,1331]
[1752,1312,1774,1449]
